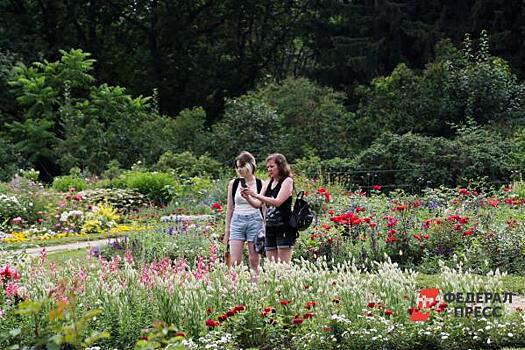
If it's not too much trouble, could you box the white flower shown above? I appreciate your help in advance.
[508,332,514,337]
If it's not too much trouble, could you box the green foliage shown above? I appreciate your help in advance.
[156,151,223,178]
[0,137,22,181]
[293,155,354,182]
[57,83,152,174]
[163,107,207,154]
[254,78,354,160]
[210,95,280,162]
[120,172,177,204]
[121,225,213,266]
[352,122,518,188]
[52,176,87,192]
[354,36,525,146]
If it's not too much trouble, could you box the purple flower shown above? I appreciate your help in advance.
[89,247,101,257]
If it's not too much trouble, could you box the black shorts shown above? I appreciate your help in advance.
[265,225,297,250]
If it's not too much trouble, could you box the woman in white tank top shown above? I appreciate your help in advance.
[224,151,264,274]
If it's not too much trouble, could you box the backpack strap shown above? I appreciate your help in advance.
[232,178,241,204]
[232,178,263,204]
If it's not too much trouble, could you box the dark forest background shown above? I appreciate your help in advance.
[1,0,525,188]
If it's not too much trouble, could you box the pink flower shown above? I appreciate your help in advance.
[371,185,382,191]
[0,265,20,281]
[4,282,19,298]
[10,217,23,225]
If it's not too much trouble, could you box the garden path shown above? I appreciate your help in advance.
[11,238,112,256]
[8,214,214,256]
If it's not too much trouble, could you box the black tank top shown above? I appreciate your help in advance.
[265,178,293,226]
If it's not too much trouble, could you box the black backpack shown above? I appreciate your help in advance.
[288,191,314,232]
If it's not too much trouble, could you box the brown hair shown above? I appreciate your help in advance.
[266,153,291,179]
[234,151,256,174]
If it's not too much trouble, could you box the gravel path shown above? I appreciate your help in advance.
[9,238,115,256]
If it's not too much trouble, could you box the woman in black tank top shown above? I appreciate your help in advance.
[241,153,295,264]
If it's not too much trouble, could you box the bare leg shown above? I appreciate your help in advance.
[266,249,278,263]
[247,243,260,272]
[277,247,293,264]
[229,240,244,267]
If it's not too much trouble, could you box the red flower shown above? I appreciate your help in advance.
[328,209,334,216]
[175,332,185,337]
[303,312,314,319]
[206,307,213,314]
[384,309,393,316]
[463,229,474,236]
[458,188,470,196]
[367,302,376,308]
[261,306,276,317]
[211,203,222,212]
[393,204,407,212]
[218,314,228,322]
[372,185,382,191]
[437,302,448,312]
[234,304,245,312]
[292,316,303,325]
[279,300,290,306]
[226,309,236,317]
[412,200,422,208]
[305,301,317,310]
[412,234,421,241]
[72,194,82,201]
[327,237,333,245]
[487,200,498,207]
[205,319,220,327]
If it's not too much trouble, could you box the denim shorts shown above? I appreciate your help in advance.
[230,212,264,242]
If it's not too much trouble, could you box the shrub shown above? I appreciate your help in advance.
[0,193,26,222]
[52,176,87,192]
[156,151,223,178]
[79,188,149,212]
[120,171,176,204]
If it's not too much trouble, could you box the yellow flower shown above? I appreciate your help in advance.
[81,220,104,235]
[95,203,120,222]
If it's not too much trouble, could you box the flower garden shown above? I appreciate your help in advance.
[2,172,525,349]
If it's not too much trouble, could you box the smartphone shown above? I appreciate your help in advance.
[240,178,247,188]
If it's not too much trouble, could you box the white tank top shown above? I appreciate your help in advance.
[234,179,259,214]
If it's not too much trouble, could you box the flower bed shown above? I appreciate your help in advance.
[0,254,524,349]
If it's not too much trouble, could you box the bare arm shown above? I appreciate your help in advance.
[224,180,235,244]
[248,177,293,207]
